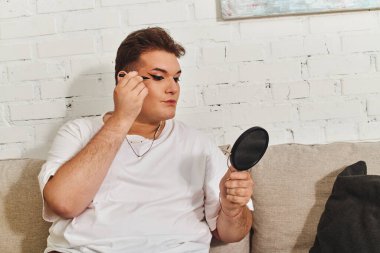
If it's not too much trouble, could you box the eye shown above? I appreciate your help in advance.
[150,74,164,81]
[173,77,180,83]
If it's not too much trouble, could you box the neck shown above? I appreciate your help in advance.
[102,111,165,139]
[128,120,163,139]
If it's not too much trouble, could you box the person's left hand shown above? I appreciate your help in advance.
[219,166,254,216]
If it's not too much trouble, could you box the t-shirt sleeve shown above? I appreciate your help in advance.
[203,141,254,232]
[38,119,86,222]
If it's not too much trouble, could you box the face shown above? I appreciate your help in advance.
[134,50,181,123]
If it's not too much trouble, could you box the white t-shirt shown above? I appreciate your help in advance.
[38,115,252,253]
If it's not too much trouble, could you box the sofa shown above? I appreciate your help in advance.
[1,141,380,253]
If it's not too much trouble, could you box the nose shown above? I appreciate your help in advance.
[166,78,179,94]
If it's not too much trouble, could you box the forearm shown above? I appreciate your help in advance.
[215,206,253,243]
[44,115,132,218]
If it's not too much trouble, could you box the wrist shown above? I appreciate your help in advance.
[105,114,133,135]
[220,205,244,218]
[219,196,244,218]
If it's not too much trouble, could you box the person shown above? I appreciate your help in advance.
[38,27,254,253]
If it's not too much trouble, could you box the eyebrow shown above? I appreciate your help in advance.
[151,68,181,75]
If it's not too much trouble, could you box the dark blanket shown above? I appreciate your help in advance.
[310,161,380,253]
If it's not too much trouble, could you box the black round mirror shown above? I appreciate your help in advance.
[230,127,269,171]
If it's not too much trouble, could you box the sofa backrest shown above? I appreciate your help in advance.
[251,141,380,253]
[0,159,50,253]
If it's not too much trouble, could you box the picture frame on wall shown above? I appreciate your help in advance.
[221,0,380,19]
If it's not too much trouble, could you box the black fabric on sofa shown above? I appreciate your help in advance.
[310,161,380,253]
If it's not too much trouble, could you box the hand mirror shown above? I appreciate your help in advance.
[229,127,269,171]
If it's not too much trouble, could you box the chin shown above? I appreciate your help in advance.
[162,110,176,120]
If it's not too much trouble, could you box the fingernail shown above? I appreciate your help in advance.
[118,73,126,77]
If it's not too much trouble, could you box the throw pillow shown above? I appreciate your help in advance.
[310,161,380,253]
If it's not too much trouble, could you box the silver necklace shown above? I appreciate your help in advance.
[126,121,163,158]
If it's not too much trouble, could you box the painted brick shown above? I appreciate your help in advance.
[35,121,65,142]
[0,143,24,159]
[178,45,198,67]
[342,33,380,53]
[240,17,305,38]
[101,0,158,6]
[0,66,8,84]
[128,2,190,25]
[226,103,296,126]
[266,128,294,145]
[309,79,338,97]
[70,97,114,117]
[170,24,239,44]
[69,98,113,117]
[8,62,66,81]
[0,0,35,19]
[70,55,114,75]
[239,60,302,83]
[367,96,380,116]
[200,44,225,64]
[342,75,380,95]
[271,37,304,58]
[202,24,240,42]
[293,126,325,144]
[271,84,289,101]
[359,121,380,140]
[0,84,35,102]
[309,12,378,34]
[10,101,67,120]
[194,0,217,20]
[325,122,358,142]
[272,81,309,100]
[181,65,239,86]
[101,31,125,52]
[0,126,32,144]
[38,36,95,58]
[304,35,331,55]
[178,88,198,108]
[0,44,32,61]
[298,100,364,121]
[307,55,371,77]
[288,81,310,99]
[40,77,107,99]
[202,83,269,105]
[226,42,268,62]
[0,16,56,39]
[23,142,51,160]
[37,0,95,13]
[221,126,242,146]
[63,10,120,32]
[175,108,224,129]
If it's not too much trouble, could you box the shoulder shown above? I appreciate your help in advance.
[173,120,209,140]
[172,120,217,151]
[57,116,102,144]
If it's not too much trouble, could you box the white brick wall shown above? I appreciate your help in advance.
[0,16,57,39]
[37,0,95,14]
[1,1,380,159]
[0,0,35,19]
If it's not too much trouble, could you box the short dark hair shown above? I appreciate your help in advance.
[114,27,186,83]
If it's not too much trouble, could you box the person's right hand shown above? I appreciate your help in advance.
[113,71,148,123]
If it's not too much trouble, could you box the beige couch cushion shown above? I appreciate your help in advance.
[251,142,380,253]
[210,234,250,253]
[0,159,50,253]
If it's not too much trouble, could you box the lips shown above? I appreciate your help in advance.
[164,99,177,105]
